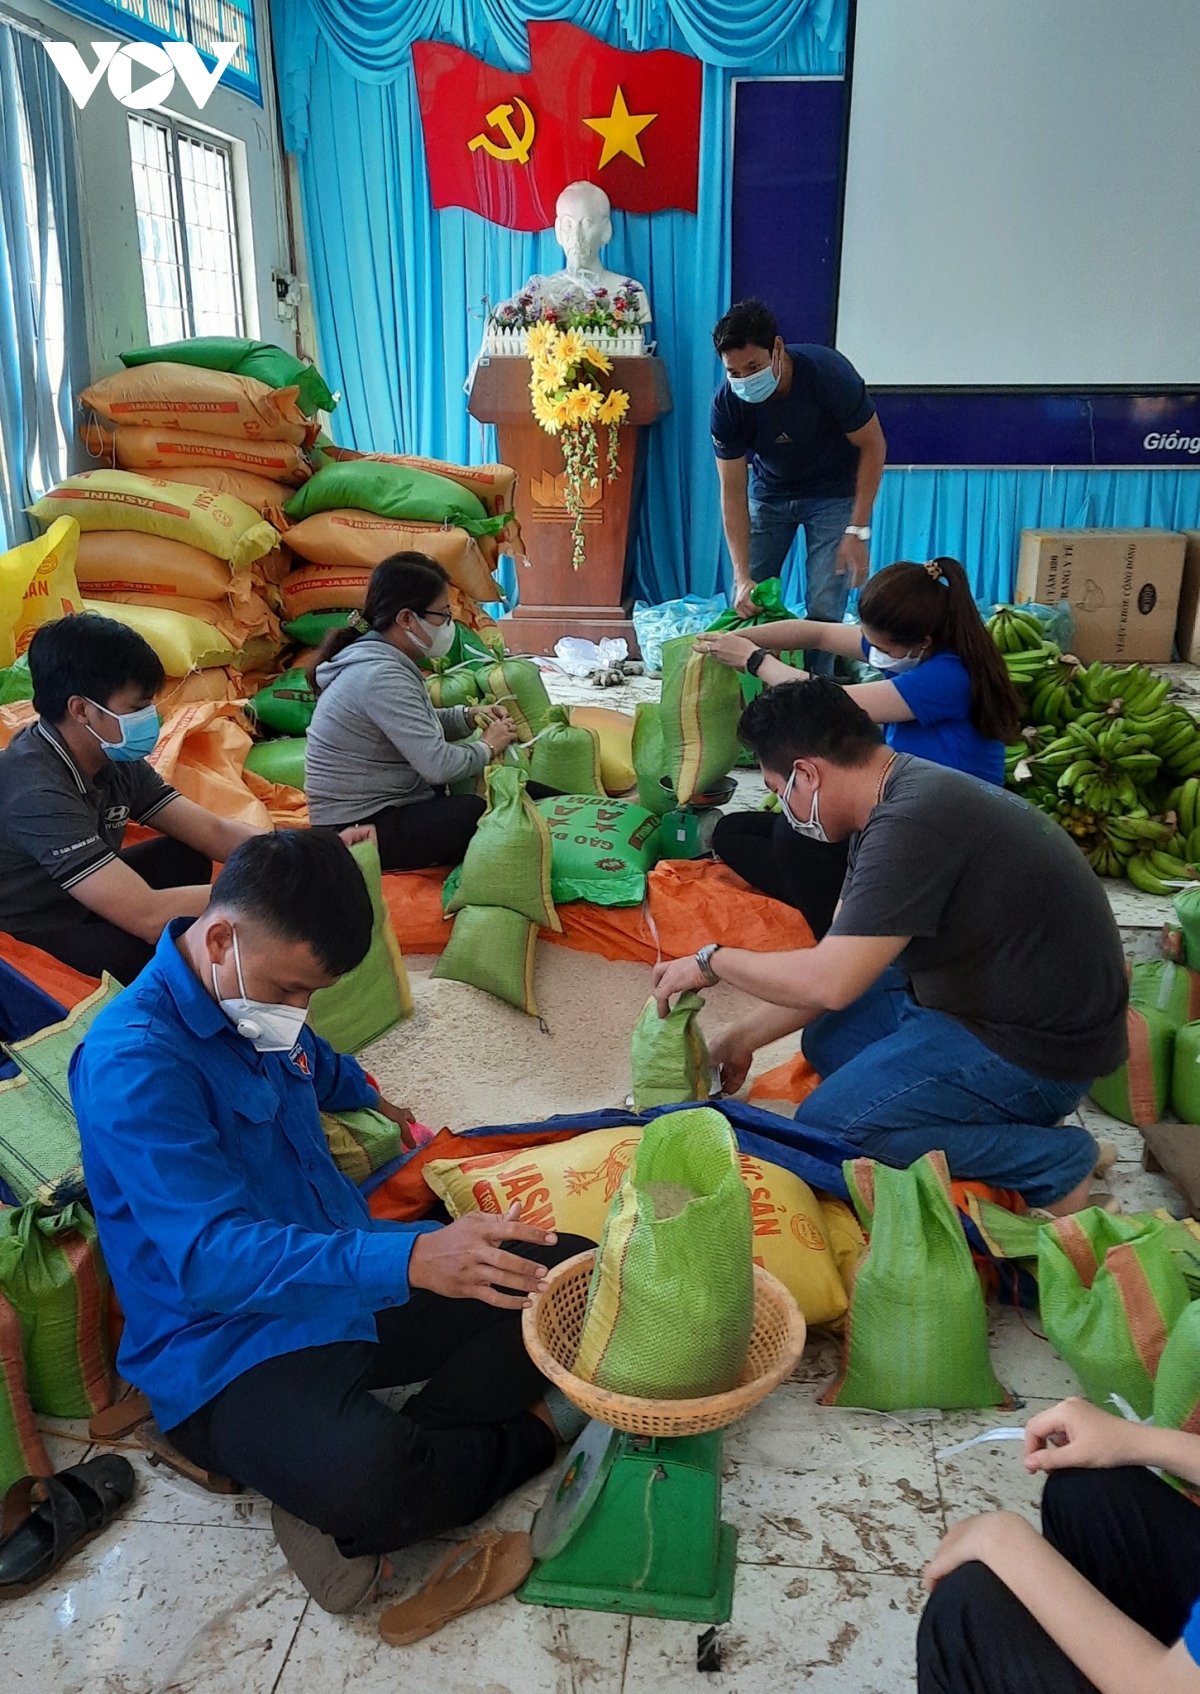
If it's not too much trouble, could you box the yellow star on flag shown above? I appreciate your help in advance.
[583,86,657,169]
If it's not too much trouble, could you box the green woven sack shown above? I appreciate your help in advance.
[0,975,121,1207]
[1089,1006,1172,1128]
[247,669,318,736]
[631,701,675,817]
[0,1203,113,1417]
[0,1292,52,1493]
[320,1107,401,1185]
[1175,889,1200,972]
[445,765,558,930]
[660,636,743,804]
[282,610,354,648]
[1153,1299,1200,1435]
[574,1106,754,1398]
[536,795,662,905]
[245,737,307,790]
[706,579,802,760]
[432,905,539,1014]
[121,336,336,416]
[822,1152,1008,1412]
[1131,959,1200,1025]
[1174,1021,1200,1122]
[480,658,551,741]
[529,706,605,796]
[0,656,32,705]
[425,661,481,710]
[284,460,505,539]
[307,840,412,1052]
[1039,1209,1190,1417]
[425,621,505,672]
[630,992,711,1110]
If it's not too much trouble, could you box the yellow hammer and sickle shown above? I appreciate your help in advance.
[468,98,536,165]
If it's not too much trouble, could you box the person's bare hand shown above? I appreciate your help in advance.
[651,955,707,1016]
[1023,1397,1146,1475]
[922,1514,1031,1593]
[695,632,758,670]
[836,534,869,587]
[374,1095,419,1148]
[472,703,513,730]
[338,825,378,849]
[482,716,520,754]
[733,577,757,618]
[707,1025,754,1094]
[407,1203,556,1308]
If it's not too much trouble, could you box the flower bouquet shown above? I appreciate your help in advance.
[526,321,630,570]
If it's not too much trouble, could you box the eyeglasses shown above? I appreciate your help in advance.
[420,607,453,625]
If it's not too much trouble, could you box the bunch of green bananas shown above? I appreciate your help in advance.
[1148,705,1200,778]
[1032,715,1161,814]
[1165,778,1200,842]
[1025,658,1083,729]
[987,606,1046,653]
[1076,661,1172,720]
[1124,827,1191,896]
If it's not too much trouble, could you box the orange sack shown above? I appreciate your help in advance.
[91,425,312,487]
[280,513,502,604]
[79,363,310,444]
[155,668,247,709]
[149,702,305,829]
[74,529,237,602]
[148,466,299,516]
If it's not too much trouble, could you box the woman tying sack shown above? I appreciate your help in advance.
[697,556,1023,937]
[304,554,521,870]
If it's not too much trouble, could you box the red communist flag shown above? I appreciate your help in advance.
[412,22,702,231]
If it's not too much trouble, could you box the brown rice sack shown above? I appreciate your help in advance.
[75,529,235,601]
[280,512,501,602]
[96,425,312,487]
[87,588,280,649]
[155,668,247,708]
[79,363,309,443]
[280,563,371,619]
[324,448,516,515]
[144,466,297,516]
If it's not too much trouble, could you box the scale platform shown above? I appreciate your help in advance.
[519,1420,737,1623]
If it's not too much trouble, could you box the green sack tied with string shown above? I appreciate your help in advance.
[1176,888,1200,972]
[0,1202,113,1418]
[425,661,481,711]
[1089,1005,1173,1128]
[307,839,412,1052]
[480,657,551,741]
[632,700,675,817]
[529,706,605,796]
[445,764,559,931]
[822,1152,1008,1412]
[630,992,711,1110]
[660,636,743,804]
[432,905,539,1015]
[1039,1208,1191,1418]
[574,1106,754,1399]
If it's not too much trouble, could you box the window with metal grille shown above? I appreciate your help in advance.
[129,112,244,344]
[48,1,260,104]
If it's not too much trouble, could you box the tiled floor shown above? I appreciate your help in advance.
[3,660,1191,1692]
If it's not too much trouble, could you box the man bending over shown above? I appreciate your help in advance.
[653,681,1128,1213]
[71,830,586,1613]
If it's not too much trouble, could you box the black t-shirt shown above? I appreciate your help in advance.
[0,721,176,926]
[709,344,875,500]
[829,756,1129,1083]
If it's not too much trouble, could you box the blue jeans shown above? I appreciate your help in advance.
[796,969,1098,1209]
[748,493,855,678]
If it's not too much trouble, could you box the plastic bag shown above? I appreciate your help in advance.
[550,636,629,678]
[822,1153,1008,1411]
[574,1106,754,1398]
[307,840,412,1052]
[424,661,481,711]
[1002,598,1076,652]
[632,594,727,675]
[630,991,711,1111]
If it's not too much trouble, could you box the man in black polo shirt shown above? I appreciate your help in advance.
[0,614,264,983]
[710,299,887,674]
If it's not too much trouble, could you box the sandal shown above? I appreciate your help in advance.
[0,1455,136,1599]
[378,1530,533,1647]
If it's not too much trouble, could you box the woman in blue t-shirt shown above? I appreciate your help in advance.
[698,555,1023,936]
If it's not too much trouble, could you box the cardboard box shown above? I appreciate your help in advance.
[1016,529,1185,663]
[1177,532,1200,665]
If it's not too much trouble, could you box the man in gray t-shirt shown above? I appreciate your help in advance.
[652,680,1127,1213]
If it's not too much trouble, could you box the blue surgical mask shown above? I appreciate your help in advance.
[85,699,160,763]
[781,768,828,842]
[729,360,780,405]
[868,645,923,676]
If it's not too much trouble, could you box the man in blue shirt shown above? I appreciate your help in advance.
[710,299,887,674]
[70,830,585,1615]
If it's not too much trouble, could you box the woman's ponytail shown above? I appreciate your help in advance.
[301,552,451,693]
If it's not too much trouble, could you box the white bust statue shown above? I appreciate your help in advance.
[497,181,651,324]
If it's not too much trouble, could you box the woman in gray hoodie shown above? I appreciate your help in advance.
[303,555,519,870]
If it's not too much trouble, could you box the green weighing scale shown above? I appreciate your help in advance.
[658,774,739,861]
[518,1253,806,1624]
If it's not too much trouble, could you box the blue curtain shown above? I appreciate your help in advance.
[0,22,86,548]
[269,0,845,604]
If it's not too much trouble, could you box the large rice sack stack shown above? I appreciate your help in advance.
[120,336,338,420]
[323,449,524,564]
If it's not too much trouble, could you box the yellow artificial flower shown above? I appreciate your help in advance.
[582,345,613,374]
[529,354,562,394]
[526,321,557,360]
[551,397,574,430]
[556,329,587,368]
[597,389,631,426]
[568,384,602,423]
[531,388,564,433]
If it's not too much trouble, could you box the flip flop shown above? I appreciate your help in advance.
[378,1530,533,1647]
[89,1388,151,1441]
[0,1456,136,1599]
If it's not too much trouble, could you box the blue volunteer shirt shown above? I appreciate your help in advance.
[1186,1595,1200,1665]
[69,920,437,1432]
[860,641,1005,786]
[710,344,875,500]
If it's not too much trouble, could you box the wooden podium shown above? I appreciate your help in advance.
[468,356,672,655]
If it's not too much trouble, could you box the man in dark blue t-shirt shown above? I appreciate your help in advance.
[710,299,887,674]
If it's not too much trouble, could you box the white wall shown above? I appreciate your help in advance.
[838,0,1200,387]
[4,0,298,380]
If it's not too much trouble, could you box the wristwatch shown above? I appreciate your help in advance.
[745,647,770,678]
[844,524,872,541]
[695,943,722,985]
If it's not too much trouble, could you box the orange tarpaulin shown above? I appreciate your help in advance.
[381,857,815,964]
[149,701,307,830]
[748,1051,821,1111]
[0,933,99,1006]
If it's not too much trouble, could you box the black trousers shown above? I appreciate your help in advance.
[361,783,560,874]
[711,809,850,940]
[917,1467,1200,1694]
[8,837,212,986]
[166,1233,592,1559]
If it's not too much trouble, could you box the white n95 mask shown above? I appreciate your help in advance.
[214,928,309,1052]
